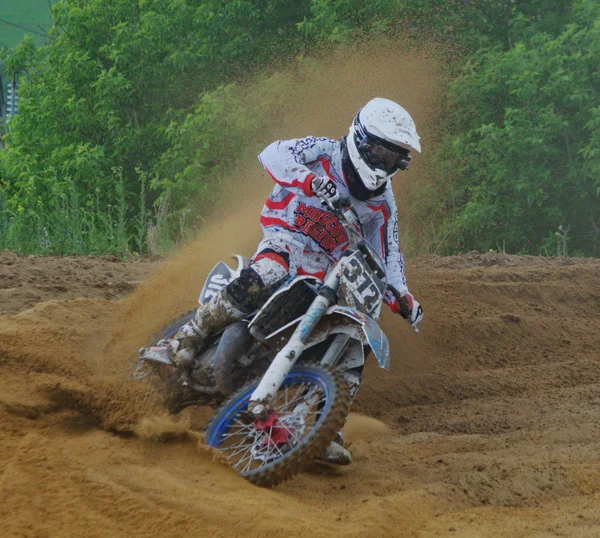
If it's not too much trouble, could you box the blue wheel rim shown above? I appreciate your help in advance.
[206,371,332,449]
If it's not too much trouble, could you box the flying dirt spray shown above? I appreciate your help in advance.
[105,41,445,373]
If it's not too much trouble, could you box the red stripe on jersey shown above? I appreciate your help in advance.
[367,202,390,258]
[317,157,334,180]
[254,252,290,271]
[265,192,295,211]
[366,202,390,221]
[297,267,327,281]
[264,165,302,188]
[260,216,297,231]
[379,228,386,257]
[264,166,314,197]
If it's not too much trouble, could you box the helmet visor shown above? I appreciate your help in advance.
[358,139,411,173]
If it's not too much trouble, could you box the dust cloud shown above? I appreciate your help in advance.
[105,40,446,369]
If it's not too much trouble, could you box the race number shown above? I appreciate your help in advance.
[199,262,234,304]
[339,253,384,317]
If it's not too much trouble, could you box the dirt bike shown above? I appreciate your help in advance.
[135,196,391,486]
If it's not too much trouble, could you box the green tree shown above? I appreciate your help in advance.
[0,0,311,253]
[440,0,600,255]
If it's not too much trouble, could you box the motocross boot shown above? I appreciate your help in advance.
[318,369,362,465]
[169,288,247,367]
[319,432,352,466]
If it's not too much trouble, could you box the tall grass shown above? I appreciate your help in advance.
[0,168,150,256]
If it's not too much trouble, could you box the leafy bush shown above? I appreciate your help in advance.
[0,0,312,254]
[438,0,600,255]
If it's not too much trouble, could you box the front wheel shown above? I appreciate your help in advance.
[205,364,350,487]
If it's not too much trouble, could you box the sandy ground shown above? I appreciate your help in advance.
[0,251,158,316]
[1,249,599,538]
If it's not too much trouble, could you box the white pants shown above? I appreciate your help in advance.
[251,233,332,286]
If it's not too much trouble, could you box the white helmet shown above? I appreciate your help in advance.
[347,98,421,192]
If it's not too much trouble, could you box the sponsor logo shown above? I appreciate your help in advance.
[289,136,332,164]
[294,202,348,252]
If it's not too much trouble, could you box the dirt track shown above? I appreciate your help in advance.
[1,250,599,537]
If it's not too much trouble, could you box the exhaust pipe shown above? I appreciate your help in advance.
[213,321,252,395]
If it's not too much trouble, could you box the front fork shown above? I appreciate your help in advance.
[247,267,341,418]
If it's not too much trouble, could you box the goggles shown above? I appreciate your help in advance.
[353,118,411,174]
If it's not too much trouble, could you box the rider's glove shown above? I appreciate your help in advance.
[311,176,340,205]
[399,292,423,330]
[385,288,424,331]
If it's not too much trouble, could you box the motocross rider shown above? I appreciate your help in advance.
[169,97,424,465]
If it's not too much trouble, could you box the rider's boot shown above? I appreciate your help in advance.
[318,367,363,465]
[319,432,352,465]
[169,288,247,367]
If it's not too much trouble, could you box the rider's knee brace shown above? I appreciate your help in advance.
[224,259,288,314]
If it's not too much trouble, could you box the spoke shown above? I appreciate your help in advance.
[279,396,326,417]
[233,419,254,430]
[221,426,254,439]
[297,405,327,416]
[281,398,327,418]
[242,452,257,473]
[276,394,325,419]
[271,441,286,458]
[226,443,254,462]
[274,389,316,413]
[279,424,302,446]
[224,439,255,452]
[234,448,257,471]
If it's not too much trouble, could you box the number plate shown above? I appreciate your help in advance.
[338,252,385,318]
[199,261,234,304]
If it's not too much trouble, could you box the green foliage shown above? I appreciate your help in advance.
[0,168,137,255]
[1,0,598,258]
[299,0,550,50]
[439,0,600,255]
[0,0,54,49]
[0,0,312,254]
[153,71,293,210]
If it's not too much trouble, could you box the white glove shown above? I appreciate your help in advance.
[400,291,423,331]
[386,288,424,332]
[311,176,340,205]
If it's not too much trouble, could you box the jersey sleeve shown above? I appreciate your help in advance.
[381,189,409,310]
[258,136,338,197]
[362,188,409,313]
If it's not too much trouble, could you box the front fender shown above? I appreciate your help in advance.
[262,305,391,370]
[325,306,390,370]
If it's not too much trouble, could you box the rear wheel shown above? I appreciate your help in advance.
[205,364,350,487]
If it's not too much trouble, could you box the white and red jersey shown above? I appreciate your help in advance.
[257,136,410,306]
